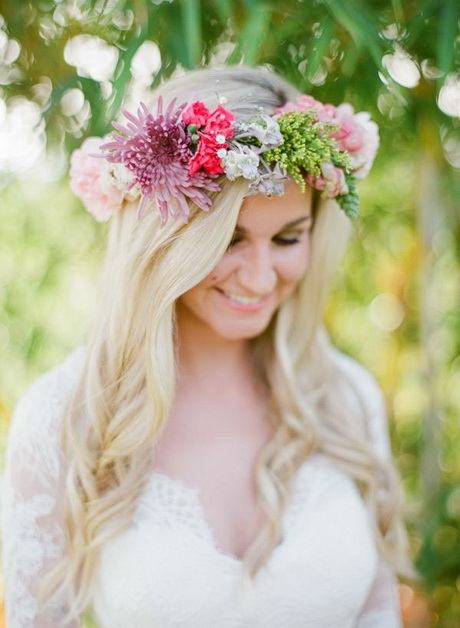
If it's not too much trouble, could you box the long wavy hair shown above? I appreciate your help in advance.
[45,66,409,619]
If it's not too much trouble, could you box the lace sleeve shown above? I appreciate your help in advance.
[334,352,403,627]
[356,561,402,627]
[1,351,83,628]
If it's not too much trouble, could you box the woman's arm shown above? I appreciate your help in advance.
[336,352,404,627]
[1,354,83,628]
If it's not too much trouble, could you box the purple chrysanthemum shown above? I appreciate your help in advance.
[101,99,220,223]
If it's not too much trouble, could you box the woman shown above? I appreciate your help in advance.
[2,66,409,627]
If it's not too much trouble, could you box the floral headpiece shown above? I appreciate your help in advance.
[70,94,379,224]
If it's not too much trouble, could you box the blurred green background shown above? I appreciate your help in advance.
[0,1,459,626]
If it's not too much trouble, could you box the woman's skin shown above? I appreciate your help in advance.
[154,181,313,558]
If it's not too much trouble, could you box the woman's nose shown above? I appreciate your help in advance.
[237,244,277,294]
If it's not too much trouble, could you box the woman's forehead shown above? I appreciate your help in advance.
[237,182,313,233]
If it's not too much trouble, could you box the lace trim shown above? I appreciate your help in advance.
[136,473,211,541]
[2,349,84,628]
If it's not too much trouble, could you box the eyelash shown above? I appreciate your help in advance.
[273,235,301,246]
[228,234,302,248]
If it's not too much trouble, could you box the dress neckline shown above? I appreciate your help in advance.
[145,470,259,562]
[143,455,324,563]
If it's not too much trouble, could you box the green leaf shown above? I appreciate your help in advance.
[228,3,272,65]
[322,0,383,70]
[306,15,335,82]
[437,0,459,78]
[212,0,234,23]
[180,0,202,68]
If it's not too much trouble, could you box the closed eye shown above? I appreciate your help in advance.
[227,217,312,249]
[273,228,309,245]
[273,233,302,245]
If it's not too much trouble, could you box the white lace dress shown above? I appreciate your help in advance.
[1,349,402,627]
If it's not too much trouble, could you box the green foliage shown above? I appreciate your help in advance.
[326,149,460,627]
[264,111,350,184]
[0,0,458,153]
[415,485,460,625]
[0,180,103,407]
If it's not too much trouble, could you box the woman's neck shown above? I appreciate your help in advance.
[176,318,256,388]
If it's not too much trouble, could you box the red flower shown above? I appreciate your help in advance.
[183,101,210,127]
[189,134,225,175]
[185,103,235,176]
[204,105,235,138]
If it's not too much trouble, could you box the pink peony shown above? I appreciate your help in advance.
[316,103,338,123]
[276,95,323,114]
[322,104,379,178]
[69,137,124,222]
[306,162,349,198]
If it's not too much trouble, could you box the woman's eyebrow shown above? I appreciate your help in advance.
[235,215,313,233]
[280,215,313,230]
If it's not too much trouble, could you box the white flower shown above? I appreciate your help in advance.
[238,115,283,151]
[250,163,287,196]
[223,147,260,181]
[103,162,141,198]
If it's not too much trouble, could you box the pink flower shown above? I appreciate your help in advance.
[69,137,124,222]
[316,103,338,123]
[101,99,220,224]
[333,104,379,178]
[306,162,349,198]
[318,103,379,178]
[276,95,323,114]
[183,101,210,127]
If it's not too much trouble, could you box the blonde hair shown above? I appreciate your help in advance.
[45,66,408,618]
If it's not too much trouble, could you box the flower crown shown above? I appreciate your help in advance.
[69,94,379,224]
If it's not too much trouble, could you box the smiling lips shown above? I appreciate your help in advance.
[217,289,270,312]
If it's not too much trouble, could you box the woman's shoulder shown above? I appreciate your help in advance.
[8,347,86,450]
[330,349,391,460]
[330,349,385,410]
[16,346,85,412]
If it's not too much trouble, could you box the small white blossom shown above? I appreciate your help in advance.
[223,147,260,181]
[250,163,287,196]
[254,177,285,196]
[103,162,141,198]
[249,115,283,150]
[216,134,226,144]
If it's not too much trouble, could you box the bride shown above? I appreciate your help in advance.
[2,66,409,627]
